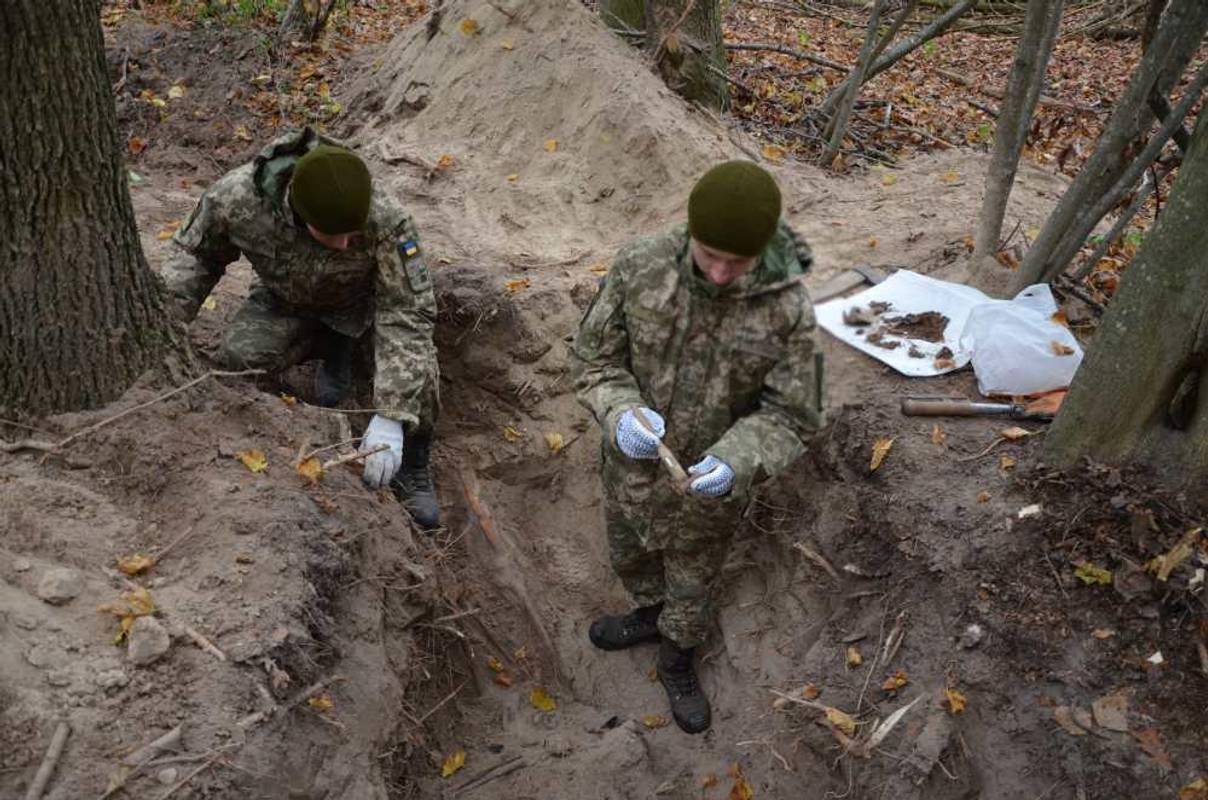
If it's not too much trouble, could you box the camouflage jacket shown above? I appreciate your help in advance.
[572,222,822,499]
[162,128,437,429]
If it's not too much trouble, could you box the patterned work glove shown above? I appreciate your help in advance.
[687,455,735,497]
[361,414,404,489]
[615,407,666,460]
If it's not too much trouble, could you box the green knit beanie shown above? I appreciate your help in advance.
[687,161,782,257]
[289,145,372,234]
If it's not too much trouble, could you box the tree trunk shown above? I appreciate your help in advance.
[973,0,1064,273]
[0,1,173,417]
[648,0,728,111]
[600,0,646,33]
[1013,0,1208,290]
[1044,112,1208,487]
[822,0,886,166]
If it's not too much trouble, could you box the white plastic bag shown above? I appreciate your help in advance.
[958,284,1083,396]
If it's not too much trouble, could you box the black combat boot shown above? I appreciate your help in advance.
[315,335,354,407]
[657,640,711,734]
[588,603,663,651]
[394,431,440,531]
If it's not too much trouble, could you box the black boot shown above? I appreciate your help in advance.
[657,640,711,734]
[588,603,662,651]
[394,431,440,531]
[315,335,354,407]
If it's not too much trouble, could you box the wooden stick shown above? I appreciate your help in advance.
[25,722,70,800]
[237,675,342,728]
[155,755,220,800]
[321,444,387,470]
[793,541,841,580]
[152,526,200,564]
[417,679,469,724]
[300,437,362,462]
[453,755,527,796]
[178,624,227,661]
[120,725,182,767]
[725,41,847,72]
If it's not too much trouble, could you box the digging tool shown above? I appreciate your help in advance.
[633,408,691,493]
[810,264,892,304]
[900,396,1054,422]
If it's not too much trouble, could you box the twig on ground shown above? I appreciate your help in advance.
[793,541,841,580]
[1042,552,1069,601]
[725,41,847,72]
[155,754,221,800]
[300,437,362,462]
[24,722,69,800]
[453,755,527,796]
[881,610,908,666]
[237,675,343,728]
[654,0,699,63]
[100,726,184,800]
[179,624,227,661]
[322,444,388,471]
[417,680,470,725]
[153,526,200,564]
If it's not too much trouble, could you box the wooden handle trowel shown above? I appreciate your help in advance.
[633,408,692,494]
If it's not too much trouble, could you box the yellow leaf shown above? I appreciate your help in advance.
[436,153,456,170]
[459,18,480,35]
[504,277,530,295]
[727,764,754,800]
[250,73,272,85]
[506,173,519,182]
[945,688,967,714]
[502,425,523,443]
[1050,340,1075,356]
[149,97,167,109]
[1179,778,1208,800]
[1026,226,1042,241]
[868,237,878,248]
[702,774,718,789]
[237,449,268,473]
[117,554,155,576]
[529,687,557,712]
[298,63,318,80]
[801,683,821,699]
[587,262,609,276]
[999,454,1017,471]
[543,138,558,153]
[882,172,898,186]
[825,706,857,735]
[128,136,147,155]
[279,393,296,406]
[201,295,217,311]
[308,693,334,711]
[487,656,504,672]
[493,672,513,688]
[1000,426,1034,441]
[441,749,466,778]
[157,220,181,240]
[642,714,669,729]
[976,491,991,503]
[500,39,515,50]
[869,437,895,472]
[234,125,253,142]
[544,432,565,454]
[845,645,863,668]
[1074,562,1112,586]
[168,83,185,99]
[931,424,946,446]
[296,457,323,485]
[940,169,961,184]
[761,143,786,162]
[114,614,135,645]
[881,670,909,691]
[1051,310,1069,327]
[100,587,157,621]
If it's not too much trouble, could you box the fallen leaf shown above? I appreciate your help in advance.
[869,437,895,472]
[504,277,531,294]
[1053,706,1088,736]
[868,236,878,248]
[941,169,961,184]
[201,295,217,311]
[156,220,181,241]
[1000,426,1034,440]
[976,491,991,503]
[458,18,480,35]
[944,688,967,714]
[168,83,185,99]
[493,672,513,688]
[1180,778,1208,800]
[825,706,857,735]
[1026,226,1042,241]
[307,693,334,711]
[882,172,898,186]
[728,764,754,800]
[1131,728,1172,768]
[801,683,821,699]
[435,153,456,170]
[999,454,1016,471]
[114,614,135,645]
[236,449,268,473]
[1074,562,1112,586]
[296,457,323,485]
[1150,527,1202,581]
[762,143,786,162]
[500,39,515,50]
[1051,310,1069,327]
[506,173,519,182]
[1050,340,1075,356]
[279,393,296,406]
[544,432,565,454]
[881,670,908,691]
[234,125,253,142]
[643,714,669,729]
[441,748,467,778]
[502,425,523,443]
[487,656,505,673]
[117,554,155,577]
[934,356,956,370]
[543,138,558,153]
[128,136,147,155]
[1091,690,1129,732]
[931,424,945,446]
[298,63,318,80]
[529,687,557,712]
[961,234,975,252]
[702,774,718,789]
[587,262,609,275]
[1091,628,1116,640]
[845,645,863,668]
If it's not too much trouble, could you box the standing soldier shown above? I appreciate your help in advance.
[572,161,822,733]
[163,127,440,530]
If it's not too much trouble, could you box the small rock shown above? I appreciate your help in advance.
[14,558,32,572]
[25,644,65,669]
[157,768,179,785]
[14,615,37,631]
[127,617,171,666]
[37,567,82,605]
[95,669,130,690]
[46,670,73,688]
[959,624,984,649]
[1092,689,1130,732]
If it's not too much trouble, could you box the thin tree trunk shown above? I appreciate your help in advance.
[0,1,173,416]
[1044,112,1208,487]
[648,0,728,111]
[1013,0,1208,290]
[1072,168,1158,280]
[973,0,1065,271]
[601,0,646,33]
[823,0,885,165]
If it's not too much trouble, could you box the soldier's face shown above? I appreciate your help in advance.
[306,224,358,251]
[690,239,758,286]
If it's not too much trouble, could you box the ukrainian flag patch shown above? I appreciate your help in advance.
[399,238,419,258]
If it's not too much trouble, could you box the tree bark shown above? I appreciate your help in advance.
[1044,112,1208,487]
[822,0,886,165]
[0,1,173,416]
[1013,0,1208,290]
[973,0,1065,272]
[648,0,728,111]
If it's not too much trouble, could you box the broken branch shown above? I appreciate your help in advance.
[25,722,70,800]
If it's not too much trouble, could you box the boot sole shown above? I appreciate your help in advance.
[587,626,661,651]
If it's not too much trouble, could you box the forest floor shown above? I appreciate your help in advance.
[2,1,1205,799]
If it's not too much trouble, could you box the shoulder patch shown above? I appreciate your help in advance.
[397,234,431,293]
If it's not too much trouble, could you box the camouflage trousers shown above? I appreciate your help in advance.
[602,447,746,648]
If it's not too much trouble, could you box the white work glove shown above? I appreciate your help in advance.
[615,407,665,460]
[361,414,404,489]
[687,455,735,497]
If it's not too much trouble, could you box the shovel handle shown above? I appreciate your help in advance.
[900,397,1018,417]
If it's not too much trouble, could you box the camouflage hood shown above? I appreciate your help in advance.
[671,221,813,299]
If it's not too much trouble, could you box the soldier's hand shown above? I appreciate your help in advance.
[615,407,665,460]
[687,455,734,497]
[361,414,404,489]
